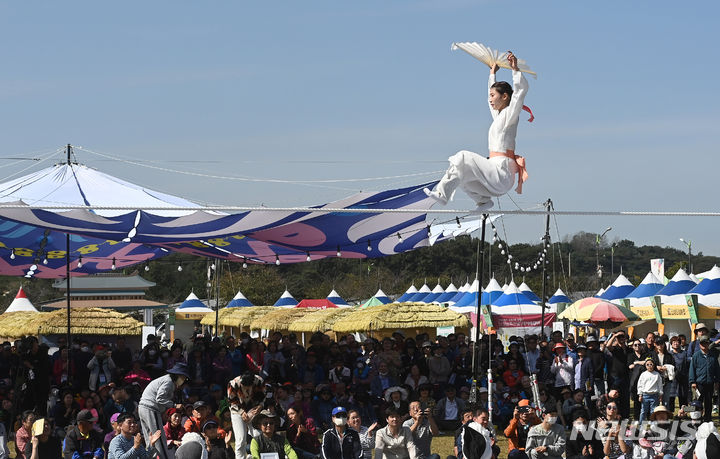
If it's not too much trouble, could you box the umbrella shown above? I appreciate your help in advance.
[558,298,640,328]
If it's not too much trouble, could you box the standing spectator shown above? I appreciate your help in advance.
[573,345,594,411]
[522,335,540,374]
[603,332,630,419]
[689,334,720,422]
[627,339,648,419]
[374,407,418,459]
[549,343,574,398]
[15,410,36,459]
[403,401,439,459]
[687,323,710,356]
[320,406,362,459]
[433,386,466,432]
[636,358,663,423]
[348,409,377,459]
[525,409,565,459]
[88,347,115,392]
[138,363,189,459]
[108,413,162,459]
[650,338,675,408]
[503,401,540,459]
[211,347,233,386]
[63,409,105,459]
[427,346,451,385]
[586,336,606,398]
[111,338,133,382]
[669,335,690,409]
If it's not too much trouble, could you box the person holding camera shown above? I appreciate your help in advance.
[403,401,439,459]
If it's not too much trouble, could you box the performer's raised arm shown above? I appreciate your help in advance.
[504,52,529,124]
[487,63,500,118]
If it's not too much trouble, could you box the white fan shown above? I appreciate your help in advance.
[452,42,537,78]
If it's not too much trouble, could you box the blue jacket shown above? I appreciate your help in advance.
[321,427,363,459]
[576,357,594,392]
[688,349,720,385]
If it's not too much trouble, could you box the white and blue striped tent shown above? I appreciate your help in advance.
[448,282,470,304]
[408,283,432,303]
[372,288,392,304]
[493,282,536,307]
[177,292,213,314]
[450,279,480,312]
[548,288,571,305]
[594,287,606,297]
[480,278,504,306]
[422,284,445,304]
[688,265,720,306]
[274,289,298,307]
[657,269,696,305]
[626,272,664,307]
[518,282,541,303]
[396,285,418,303]
[690,273,701,284]
[435,283,458,304]
[227,290,253,307]
[599,274,635,302]
[326,289,349,307]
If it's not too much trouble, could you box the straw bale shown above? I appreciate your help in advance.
[0,311,47,338]
[249,308,314,331]
[36,307,143,336]
[201,306,276,328]
[288,308,356,333]
[333,302,469,333]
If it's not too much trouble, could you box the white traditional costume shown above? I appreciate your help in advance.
[426,69,530,210]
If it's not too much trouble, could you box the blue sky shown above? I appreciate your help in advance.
[0,1,718,262]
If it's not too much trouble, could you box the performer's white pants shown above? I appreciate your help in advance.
[139,405,171,459]
[230,406,249,459]
[436,150,516,204]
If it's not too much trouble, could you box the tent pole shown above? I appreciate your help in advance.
[66,232,71,386]
[469,214,487,404]
[215,258,220,338]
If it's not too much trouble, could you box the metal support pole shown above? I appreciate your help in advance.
[469,214,488,404]
[540,199,552,340]
[65,144,73,383]
[214,258,220,337]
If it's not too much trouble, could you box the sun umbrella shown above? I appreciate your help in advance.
[558,298,640,328]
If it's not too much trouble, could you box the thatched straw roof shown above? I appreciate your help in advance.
[200,306,275,328]
[288,307,357,333]
[36,307,143,335]
[333,302,470,333]
[0,311,47,338]
[250,308,314,331]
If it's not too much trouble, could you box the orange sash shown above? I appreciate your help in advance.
[489,150,528,194]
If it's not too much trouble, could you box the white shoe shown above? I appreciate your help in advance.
[423,187,447,205]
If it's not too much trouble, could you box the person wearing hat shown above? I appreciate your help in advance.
[250,410,298,459]
[174,432,208,459]
[458,406,492,459]
[603,331,631,419]
[687,323,711,357]
[320,406,362,459]
[550,342,574,399]
[384,387,410,422]
[138,363,190,459]
[163,407,186,452]
[103,412,122,451]
[585,336,606,398]
[185,401,226,438]
[574,345,595,414]
[108,412,162,459]
[202,419,233,459]
[689,334,720,422]
[62,409,106,459]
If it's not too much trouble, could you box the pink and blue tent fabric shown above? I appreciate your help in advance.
[626,272,664,307]
[326,289,349,307]
[657,269,696,305]
[547,288,571,305]
[408,284,432,303]
[480,278,503,306]
[274,290,298,307]
[435,283,458,304]
[688,265,720,306]
[518,282,541,303]
[0,162,440,277]
[227,290,253,308]
[395,284,418,303]
[599,274,635,302]
[421,284,445,304]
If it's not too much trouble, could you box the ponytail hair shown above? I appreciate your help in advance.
[491,81,534,122]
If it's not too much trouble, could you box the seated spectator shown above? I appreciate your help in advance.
[375,406,417,458]
[502,359,526,391]
[561,390,586,426]
[348,409,377,459]
[103,413,121,452]
[403,401,440,459]
[417,384,436,413]
[123,361,152,389]
[459,407,493,459]
[370,362,397,399]
[503,400,541,459]
[108,413,162,459]
[311,385,335,432]
[164,407,186,453]
[250,410,298,459]
[525,408,565,459]
[24,417,62,459]
[15,410,36,459]
[286,406,320,458]
[404,365,429,394]
[63,409,105,459]
[201,419,233,459]
[52,392,79,432]
[453,407,474,459]
[565,410,603,459]
[320,406,362,459]
[383,387,410,422]
[434,386,466,432]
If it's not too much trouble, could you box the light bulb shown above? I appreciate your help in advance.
[498,243,503,249]
[506,259,511,264]
[111,258,116,270]
[30,264,38,271]
[508,255,513,260]
[42,258,48,265]
[456,217,461,228]
[145,265,150,272]
[77,256,83,268]
[306,252,311,262]
[397,232,403,243]
[367,241,372,252]
[10,250,15,260]
[501,250,505,255]
[177,265,183,272]
[275,255,280,266]
[336,246,342,257]
[243,262,248,269]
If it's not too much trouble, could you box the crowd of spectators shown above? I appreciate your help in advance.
[0,321,719,458]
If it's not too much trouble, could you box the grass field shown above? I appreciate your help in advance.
[429,432,509,458]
